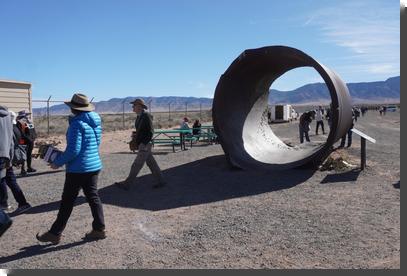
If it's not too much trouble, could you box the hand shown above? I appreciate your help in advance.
[50,163,59,170]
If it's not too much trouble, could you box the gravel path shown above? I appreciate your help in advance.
[0,111,400,268]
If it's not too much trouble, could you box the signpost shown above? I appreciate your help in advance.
[351,128,376,170]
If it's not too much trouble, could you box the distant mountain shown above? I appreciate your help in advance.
[33,76,399,115]
[269,76,400,105]
[33,96,214,115]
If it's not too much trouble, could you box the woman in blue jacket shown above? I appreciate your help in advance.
[36,93,106,244]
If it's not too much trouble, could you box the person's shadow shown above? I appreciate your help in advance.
[98,154,317,211]
[22,154,317,213]
[0,240,97,264]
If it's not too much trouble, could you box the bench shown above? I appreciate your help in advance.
[151,138,181,152]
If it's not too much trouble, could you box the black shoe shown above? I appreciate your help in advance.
[20,169,27,176]
[27,168,37,173]
[36,232,61,245]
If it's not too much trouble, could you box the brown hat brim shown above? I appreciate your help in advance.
[129,101,148,109]
[65,101,95,112]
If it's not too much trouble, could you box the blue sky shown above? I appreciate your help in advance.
[0,0,400,104]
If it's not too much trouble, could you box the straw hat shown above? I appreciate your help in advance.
[64,93,94,112]
[130,98,148,109]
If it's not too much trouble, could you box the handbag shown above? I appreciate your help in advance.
[0,209,13,237]
[12,144,27,166]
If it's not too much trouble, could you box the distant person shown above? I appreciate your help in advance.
[339,109,355,148]
[180,117,190,130]
[0,111,32,215]
[192,119,202,135]
[267,110,272,124]
[315,106,325,135]
[115,98,166,191]
[16,110,37,175]
[353,107,360,122]
[299,111,312,143]
[36,93,106,245]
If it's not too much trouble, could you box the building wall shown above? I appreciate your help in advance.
[0,80,32,117]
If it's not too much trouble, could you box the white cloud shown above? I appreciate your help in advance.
[304,1,400,79]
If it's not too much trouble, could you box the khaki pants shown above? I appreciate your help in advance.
[124,143,164,185]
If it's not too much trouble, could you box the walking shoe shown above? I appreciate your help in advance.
[27,167,37,173]
[115,181,130,191]
[152,182,166,189]
[84,229,106,240]
[14,204,32,215]
[0,204,12,212]
[36,231,61,245]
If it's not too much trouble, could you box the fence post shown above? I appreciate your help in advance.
[47,95,51,135]
[122,100,125,129]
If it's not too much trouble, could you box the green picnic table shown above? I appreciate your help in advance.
[152,129,193,152]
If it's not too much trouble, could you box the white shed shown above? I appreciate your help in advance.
[0,79,32,118]
[269,104,297,123]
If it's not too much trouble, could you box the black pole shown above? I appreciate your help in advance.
[47,96,51,135]
[122,100,125,129]
[361,137,366,170]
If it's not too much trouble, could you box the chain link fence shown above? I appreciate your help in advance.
[32,97,212,136]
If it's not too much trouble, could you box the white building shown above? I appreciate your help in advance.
[0,79,32,117]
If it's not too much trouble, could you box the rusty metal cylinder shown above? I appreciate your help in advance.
[213,46,353,170]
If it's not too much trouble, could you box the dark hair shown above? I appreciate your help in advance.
[71,108,81,115]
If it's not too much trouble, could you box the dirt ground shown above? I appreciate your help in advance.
[0,110,400,269]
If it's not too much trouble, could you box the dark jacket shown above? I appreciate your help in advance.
[16,120,36,144]
[0,106,13,160]
[134,111,153,146]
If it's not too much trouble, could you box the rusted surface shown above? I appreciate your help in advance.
[213,46,352,170]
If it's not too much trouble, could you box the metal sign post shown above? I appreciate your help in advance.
[351,128,376,170]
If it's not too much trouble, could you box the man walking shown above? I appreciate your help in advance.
[315,106,325,135]
[115,99,166,190]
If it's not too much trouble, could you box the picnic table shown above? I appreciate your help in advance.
[152,129,193,152]
[192,125,217,144]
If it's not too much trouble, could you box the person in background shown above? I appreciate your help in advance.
[192,119,202,135]
[16,110,37,175]
[36,93,106,245]
[180,117,190,130]
[115,98,166,191]
[299,111,313,143]
[0,111,32,215]
[339,109,355,148]
[315,106,325,135]
[0,105,14,211]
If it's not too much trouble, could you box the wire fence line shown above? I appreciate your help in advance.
[31,97,213,136]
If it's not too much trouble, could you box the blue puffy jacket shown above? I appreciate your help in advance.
[53,111,102,173]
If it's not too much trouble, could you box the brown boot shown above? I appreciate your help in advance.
[36,232,61,245]
[84,229,106,240]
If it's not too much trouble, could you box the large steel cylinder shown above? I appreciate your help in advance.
[213,46,353,170]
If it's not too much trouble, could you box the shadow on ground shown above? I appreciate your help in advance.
[21,155,319,213]
[0,239,97,264]
[98,154,317,211]
[320,169,362,184]
[15,169,65,179]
